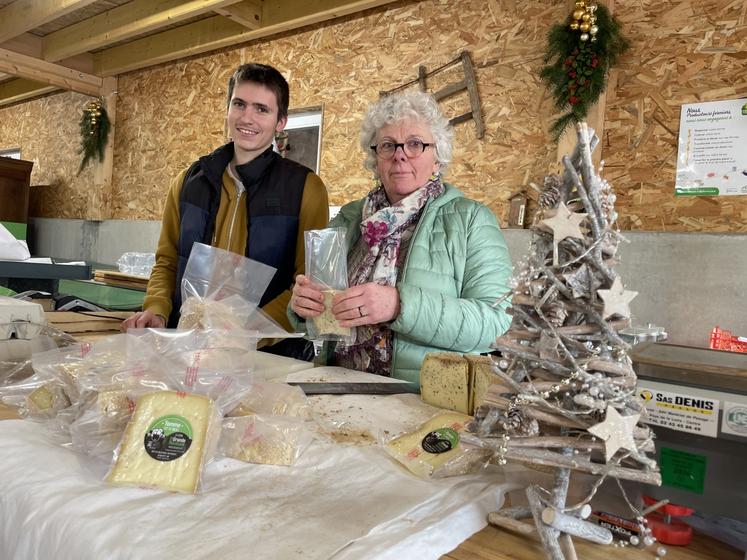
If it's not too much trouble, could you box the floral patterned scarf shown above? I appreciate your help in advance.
[335,174,444,374]
[352,173,444,288]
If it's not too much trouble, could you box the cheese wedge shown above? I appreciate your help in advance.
[384,412,474,478]
[26,383,70,416]
[464,354,497,414]
[107,391,214,493]
[419,353,470,413]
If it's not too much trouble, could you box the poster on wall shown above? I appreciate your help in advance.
[675,97,747,196]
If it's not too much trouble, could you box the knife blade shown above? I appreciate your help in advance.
[287,382,420,395]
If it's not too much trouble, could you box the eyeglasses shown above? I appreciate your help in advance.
[370,139,433,159]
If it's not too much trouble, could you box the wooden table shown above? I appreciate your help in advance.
[443,522,742,560]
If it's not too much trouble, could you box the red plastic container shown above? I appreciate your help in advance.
[709,326,747,353]
[643,495,694,545]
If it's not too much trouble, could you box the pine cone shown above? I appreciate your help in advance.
[540,175,562,208]
[545,302,568,327]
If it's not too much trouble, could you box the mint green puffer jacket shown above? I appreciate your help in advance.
[291,184,513,385]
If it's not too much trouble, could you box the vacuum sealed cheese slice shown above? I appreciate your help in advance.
[419,353,470,413]
[384,412,490,478]
[107,391,215,493]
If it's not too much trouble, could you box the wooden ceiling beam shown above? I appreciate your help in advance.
[260,0,395,31]
[0,0,99,44]
[41,0,247,63]
[0,47,102,97]
[214,1,263,30]
[0,77,59,108]
[94,0,399,76]
[2,33,94,74]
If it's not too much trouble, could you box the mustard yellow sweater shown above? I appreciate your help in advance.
[143,166,329,335]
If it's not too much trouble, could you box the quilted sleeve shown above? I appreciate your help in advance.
[391,203,512,353]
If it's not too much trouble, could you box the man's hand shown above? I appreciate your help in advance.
[121,309,166,332]
[332,283,400,327]
[290,274,326,319]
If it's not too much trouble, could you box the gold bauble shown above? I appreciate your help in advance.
[590,36,598,42]
[590,24,599,35]
[570,21,580,30]
[575,1,585,7]
[572,9,585,20]
[579,21,590,32]
[589,15,596,24]
[580,32,590,41]
[588,4,597,12]
[582,12,591,21]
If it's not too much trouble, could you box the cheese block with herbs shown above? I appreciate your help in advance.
[464,354,496,415]
[419,352,470,413]
[311,289,350,337]
[107,391,215,493]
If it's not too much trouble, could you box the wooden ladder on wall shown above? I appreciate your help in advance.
[380,51,485,139]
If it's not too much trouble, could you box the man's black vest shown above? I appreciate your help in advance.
[169,143,310,327]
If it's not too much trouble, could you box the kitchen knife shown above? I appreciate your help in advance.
[287,382,420,395]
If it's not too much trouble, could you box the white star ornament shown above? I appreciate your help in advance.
[588,405,640,461]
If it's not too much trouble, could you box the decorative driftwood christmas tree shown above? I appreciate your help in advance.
[469,123,662,560]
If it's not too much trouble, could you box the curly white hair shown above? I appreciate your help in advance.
[359,91,453,176]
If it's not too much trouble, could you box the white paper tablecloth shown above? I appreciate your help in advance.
[0,360,513,560]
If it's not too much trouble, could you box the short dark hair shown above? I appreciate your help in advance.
[227,63,289,120]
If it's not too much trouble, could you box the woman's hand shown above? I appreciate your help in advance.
[332,283,400,327]
[121,310,166,331]
[290,274,326,318]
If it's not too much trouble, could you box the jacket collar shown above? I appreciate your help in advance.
[234,145,276,186]
[196,142,276,189]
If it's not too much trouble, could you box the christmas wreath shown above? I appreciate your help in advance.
[540,1,629,141]
[77,99,110,174]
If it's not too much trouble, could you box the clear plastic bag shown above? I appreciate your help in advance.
[0,370,71,420]
[304,228,352,342]
[179,243,274,318]
[104,330,256,493]
[177,243,296,339]
[116,252,155,277]
[382,411,494,479]
[124,328,254,413]
[227,381,309,418]
[219,414,314,466]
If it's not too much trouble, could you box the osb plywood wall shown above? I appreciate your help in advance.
[108,0,563,224]
[0,91,99,219]
[605,0,747,232]
[0,0,746,232]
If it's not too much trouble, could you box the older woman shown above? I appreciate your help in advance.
[290,91,512,385]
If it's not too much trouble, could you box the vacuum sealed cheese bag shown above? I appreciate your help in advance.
[383,411,493,479]
[107,390,220,494]
[219,414,313,466]
[227,381,309,419]
[304,228,353,342]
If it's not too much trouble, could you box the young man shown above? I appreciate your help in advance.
[122,63,329,359]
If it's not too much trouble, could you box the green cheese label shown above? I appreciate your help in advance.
[660,447,707,494]
[144,415,193,462]
[421,428,459,454]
